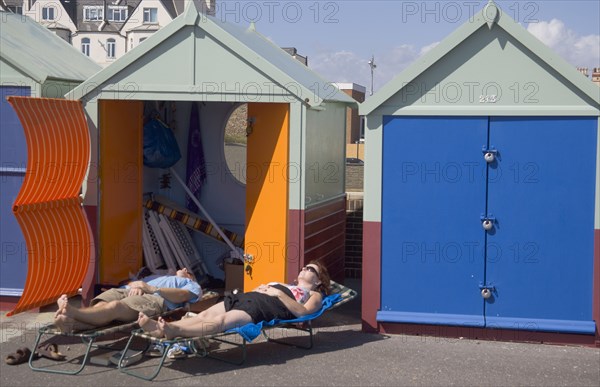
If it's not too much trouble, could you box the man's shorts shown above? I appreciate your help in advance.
[90,288,166,317]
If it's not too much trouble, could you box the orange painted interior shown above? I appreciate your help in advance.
[99,100,143,284]
[245,103,289,291]
[6,97,93,316]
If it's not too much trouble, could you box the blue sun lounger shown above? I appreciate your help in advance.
[118,281,358,381]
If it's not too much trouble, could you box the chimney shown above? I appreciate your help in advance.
[592,68,600,87]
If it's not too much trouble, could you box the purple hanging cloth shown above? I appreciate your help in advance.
[185,102,206,212]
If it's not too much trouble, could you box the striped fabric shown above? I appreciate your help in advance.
[6,97,93,316]
[145,197,244,248]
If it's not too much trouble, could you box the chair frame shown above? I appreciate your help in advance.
[118,281,357,381]
[28,320,146,375]
[28,292,219,375]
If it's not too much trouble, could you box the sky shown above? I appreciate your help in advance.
[215,0,600,96]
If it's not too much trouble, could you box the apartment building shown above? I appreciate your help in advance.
[1,0,214,66]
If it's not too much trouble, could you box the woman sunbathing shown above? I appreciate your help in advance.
[138,261,331,339]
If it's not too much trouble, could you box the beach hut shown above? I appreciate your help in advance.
[47,2,353,297]
[359,1,600,344]
[0,11,100,307]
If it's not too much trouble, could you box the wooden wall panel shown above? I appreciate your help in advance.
[303,197,346,282]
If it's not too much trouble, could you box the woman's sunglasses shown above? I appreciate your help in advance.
[302,265,319,276]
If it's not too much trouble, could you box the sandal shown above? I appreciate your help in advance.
[167,344,188,359]
[36,343,66,361]
[5,347,36,365]
[145,343,164,357]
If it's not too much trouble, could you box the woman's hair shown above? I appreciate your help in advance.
[309,260,331,295]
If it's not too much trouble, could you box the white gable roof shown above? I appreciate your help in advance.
[360,1,599,115]
[0,12,101,84]
[67,3,355,107]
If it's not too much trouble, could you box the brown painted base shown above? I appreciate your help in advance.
[0,296,30,312]
[379,322,600,348]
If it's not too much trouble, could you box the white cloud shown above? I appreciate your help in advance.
[309,19,599,97]
[527,19,600,70]
[310,44,430,94]
[310,50,371,90]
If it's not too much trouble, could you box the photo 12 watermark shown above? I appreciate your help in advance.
[211,1,340,24]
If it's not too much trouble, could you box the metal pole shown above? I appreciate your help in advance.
[169,167,242,259]
[368,55,377,96]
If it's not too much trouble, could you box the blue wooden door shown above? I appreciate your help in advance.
[378,116,488,327]
[485,117,597,334]
[0,86,30,296]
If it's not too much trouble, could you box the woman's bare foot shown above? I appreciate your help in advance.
[138,312,164,338]
[157,317,178,340]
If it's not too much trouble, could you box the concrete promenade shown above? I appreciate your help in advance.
[1,281,598,386]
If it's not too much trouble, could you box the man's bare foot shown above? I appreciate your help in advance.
[54,314,75,333]
[54,314,96,333]
[138,312,164,338]
[54,294,69,318]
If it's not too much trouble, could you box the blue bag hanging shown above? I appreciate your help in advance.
[143,118,182,168]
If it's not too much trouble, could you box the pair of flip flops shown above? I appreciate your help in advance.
[5,343,65,365]
[5,347,37,365]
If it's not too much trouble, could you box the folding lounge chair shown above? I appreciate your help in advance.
[118,281,358,381]
[28,291,219,375]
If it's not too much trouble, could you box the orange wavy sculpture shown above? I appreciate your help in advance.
[6,97,93,316]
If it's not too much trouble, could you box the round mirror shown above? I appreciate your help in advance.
[223,103,248,185]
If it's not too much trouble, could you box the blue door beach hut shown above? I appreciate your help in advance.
[359,1,600,344]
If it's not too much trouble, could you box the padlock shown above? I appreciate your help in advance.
[482,219,493,231]
[484,152,495,163]
[481,288,492,299]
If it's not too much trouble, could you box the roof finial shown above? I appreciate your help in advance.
[483,0,499,28]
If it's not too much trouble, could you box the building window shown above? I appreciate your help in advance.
[139,37,147,43]
[108,6,128,22]
[84,6,104,21]
[360,117,365,140]
[8,6,23,14]
[143,8,157,23]
[81,38,90,56]
[106,38,116,58]
[42,7,55,20]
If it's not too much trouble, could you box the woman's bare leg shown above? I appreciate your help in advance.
[160,310,253,340]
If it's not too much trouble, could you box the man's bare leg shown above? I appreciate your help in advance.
[55,294,139,327]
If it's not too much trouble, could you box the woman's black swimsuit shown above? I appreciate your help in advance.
[223,284,297,323]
